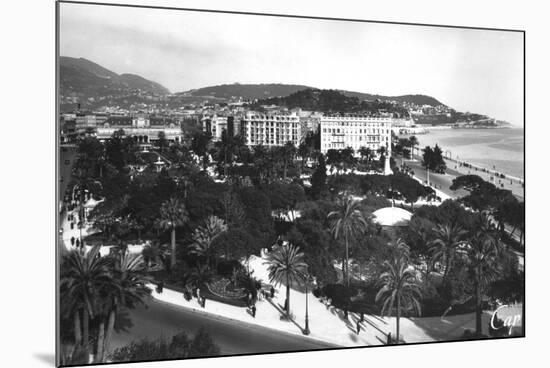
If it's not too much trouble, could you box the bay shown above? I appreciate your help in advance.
[402,127,524,179]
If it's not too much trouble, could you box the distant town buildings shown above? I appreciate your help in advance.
[62,112,184,145]
[96,114,183,144]
[320,115,392,155]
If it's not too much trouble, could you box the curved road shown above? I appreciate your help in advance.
[111,297,339,357]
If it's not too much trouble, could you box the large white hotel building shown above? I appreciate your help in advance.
[241,112,301,147]
[320,115,392,155]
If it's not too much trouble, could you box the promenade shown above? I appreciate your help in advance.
[398,155,524,200]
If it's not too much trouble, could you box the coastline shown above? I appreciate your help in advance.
[400,126,524,181]
[397,154,524,201]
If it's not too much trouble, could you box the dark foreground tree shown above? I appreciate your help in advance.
[109,328,220,362]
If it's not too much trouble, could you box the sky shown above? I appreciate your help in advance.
[60,3,524,127]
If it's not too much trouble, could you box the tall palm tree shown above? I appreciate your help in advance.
[428,223,467,282]
[376,240,422,344]
[458,212,506,336]
[96,251,151,363]
[189,215,228,267]
[159,197,189,269]
[327,196,368,286]
[264,242,307,314]
[60,245,112,359]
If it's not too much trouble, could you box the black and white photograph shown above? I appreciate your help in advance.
[53,1,527,366]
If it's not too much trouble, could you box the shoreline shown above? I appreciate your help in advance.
[399,127,524,182]
[442,155,524,184]
[400,154,524,201]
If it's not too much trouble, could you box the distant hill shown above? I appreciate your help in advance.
[339,91,444,107]
[180,83,314,100]
[59,57,444,111]
[180,83,444,107]
[252,88,409,115]
[59,56,170,100]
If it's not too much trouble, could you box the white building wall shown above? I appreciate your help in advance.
[241,113,301,147]
[320,116,392,155]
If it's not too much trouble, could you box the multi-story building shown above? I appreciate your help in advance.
[95,114,183,144]
[75,113,108,133]
[241,112,301,147]
[320,115,392,155]
[202,115,241,141]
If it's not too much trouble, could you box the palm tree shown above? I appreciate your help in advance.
[96,251,151,363]
[428,223,467,283]
[141,242,167,271]
[159,197,189,270]
[375,240,422,344]
[60,245,112,360]
[264,242,307,315]
[189,215,228,267]
[327,196,368,286]
[458,212,506,336]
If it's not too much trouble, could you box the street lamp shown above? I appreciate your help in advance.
[303,274,313,335]
[426,166,430,187]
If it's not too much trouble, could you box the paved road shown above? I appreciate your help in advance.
[59,146,77,200]
[110,297,338,357]
[396,156,469,199]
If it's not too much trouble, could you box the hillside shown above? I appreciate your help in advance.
[340,91,443,107]
[251,88,409,115]
[180,83,444,107]
[180,83,313,100]
[59,57,170,103]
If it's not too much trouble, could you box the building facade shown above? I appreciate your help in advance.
[75,113,108,132]
[241,112,301,147]
[95,114,183,144]
[202,115,241,141]
[320,115,392,155]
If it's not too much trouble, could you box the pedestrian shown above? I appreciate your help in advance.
[157,281,164,293]
[202,296,206,308]
[356,320,361,335]
[387,332,392,345]
[197,287,201,301]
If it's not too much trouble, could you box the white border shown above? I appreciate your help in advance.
[1,0,547,367]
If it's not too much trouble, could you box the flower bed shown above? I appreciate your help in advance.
[206,278,247,300]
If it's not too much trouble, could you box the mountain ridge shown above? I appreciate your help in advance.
[180,83,444,107]
[59,57,445,109]
[60,56,170,98]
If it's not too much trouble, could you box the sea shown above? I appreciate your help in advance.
[403,127,524,179]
